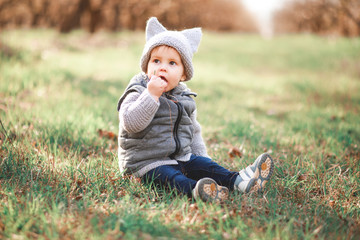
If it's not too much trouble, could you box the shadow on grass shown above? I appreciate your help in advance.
[0,120,189,239]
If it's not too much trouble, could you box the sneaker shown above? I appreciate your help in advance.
[192,178,229,203]
[234,153,274,194]
[234,169,256,193]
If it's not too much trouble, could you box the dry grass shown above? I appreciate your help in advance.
[1,29,360,239]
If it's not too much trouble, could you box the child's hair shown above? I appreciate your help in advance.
[140,17,202,81]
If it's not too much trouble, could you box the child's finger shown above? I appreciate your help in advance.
[161,79,168,85]
[150,75,161,82]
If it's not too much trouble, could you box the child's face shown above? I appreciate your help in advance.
[147,46,186,92]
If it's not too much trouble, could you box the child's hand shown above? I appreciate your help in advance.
[147,75,168,100]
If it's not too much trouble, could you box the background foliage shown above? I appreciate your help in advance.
[275,0,360,37]
[0,0,257,33]
[1,0,360,36]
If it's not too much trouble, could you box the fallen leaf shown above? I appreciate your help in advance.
[228,146,242,159]
[74,194,83,201]
[0,219,4,231]
[98,129,117,141]
[76,179,83,186]
[330,115,337,121]
[297,174,308,181]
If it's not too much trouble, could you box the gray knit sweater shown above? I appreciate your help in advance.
[117,73,209,177]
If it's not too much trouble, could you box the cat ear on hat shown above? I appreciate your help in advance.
[146,17,167,41]
[182,28,202,54]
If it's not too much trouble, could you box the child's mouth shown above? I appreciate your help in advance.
[160,76,167,82]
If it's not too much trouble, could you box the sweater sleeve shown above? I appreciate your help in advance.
[190,109,210,158]
[119,89,160,133]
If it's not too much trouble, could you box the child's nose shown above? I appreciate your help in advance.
[159,64,167,72]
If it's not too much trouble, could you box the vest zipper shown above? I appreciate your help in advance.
[169,101,183,159]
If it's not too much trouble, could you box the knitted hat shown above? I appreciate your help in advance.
[140,17,202,81]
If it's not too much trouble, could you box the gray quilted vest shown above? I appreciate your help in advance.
[117,73,197,176]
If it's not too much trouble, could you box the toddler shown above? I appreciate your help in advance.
[117,17,274,203]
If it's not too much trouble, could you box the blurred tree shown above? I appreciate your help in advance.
[274,0,360,37]
[339,0,360,35]
[0,0,258,33]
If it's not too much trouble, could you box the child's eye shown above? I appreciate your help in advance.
[169,61,176,66]
[154,59,160,63]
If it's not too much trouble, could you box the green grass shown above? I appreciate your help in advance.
[1,29,359,239]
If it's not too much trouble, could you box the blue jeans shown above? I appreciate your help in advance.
[142,155,239,197]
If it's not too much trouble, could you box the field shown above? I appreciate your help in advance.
[1,29,360,239]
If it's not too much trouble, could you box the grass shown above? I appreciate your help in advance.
[1,28,360,239]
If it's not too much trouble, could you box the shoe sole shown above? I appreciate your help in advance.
[197,178,229,203]
[250,154,274,194]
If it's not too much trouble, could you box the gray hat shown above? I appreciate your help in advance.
[140,17,202,81]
